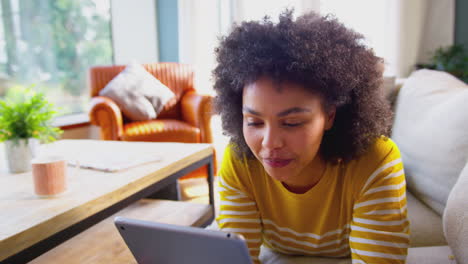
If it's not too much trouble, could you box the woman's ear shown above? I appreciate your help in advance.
[325,107,336,130]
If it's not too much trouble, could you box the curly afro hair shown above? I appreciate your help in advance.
[213,10,392,163]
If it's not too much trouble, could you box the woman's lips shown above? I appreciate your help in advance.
[263,158,293,168]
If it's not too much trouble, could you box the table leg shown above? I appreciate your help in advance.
[146,181,181,200]
[207,156,215,212]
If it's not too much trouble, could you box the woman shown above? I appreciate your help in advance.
[213,10,409,264]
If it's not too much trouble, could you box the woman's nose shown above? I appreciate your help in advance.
[261,126,283,150]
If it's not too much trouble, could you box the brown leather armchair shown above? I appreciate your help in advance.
[88,62,215,178]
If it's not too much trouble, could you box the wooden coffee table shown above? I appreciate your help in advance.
[0,140,215,263]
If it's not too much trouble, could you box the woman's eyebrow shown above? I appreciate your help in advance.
[277,107,311,117]
[242,106,261,116]
[242,106,311,117]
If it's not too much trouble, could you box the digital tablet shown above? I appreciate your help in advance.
[114,216,252,264]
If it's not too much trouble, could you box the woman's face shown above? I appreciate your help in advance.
[242,77,335,187]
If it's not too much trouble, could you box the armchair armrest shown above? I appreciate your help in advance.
[89,96,124,140]
[181,91,213,143]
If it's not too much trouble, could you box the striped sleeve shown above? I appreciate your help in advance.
[216,147,263,264]
[350,156,410,264]
[217,175,263,263]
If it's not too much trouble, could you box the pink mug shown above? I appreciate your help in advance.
[31,156,68,197]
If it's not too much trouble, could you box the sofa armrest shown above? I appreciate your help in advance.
[443,162,468,263]
[89,96,124,140]
[180,91,213,143]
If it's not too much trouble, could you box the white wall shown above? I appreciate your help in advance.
[178,0,221,95]
[111,0,159,64]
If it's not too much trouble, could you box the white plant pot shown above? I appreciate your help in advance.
[4,138,39,173]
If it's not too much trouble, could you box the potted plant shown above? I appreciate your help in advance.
[417,44,468,83]
[0,87,62,173]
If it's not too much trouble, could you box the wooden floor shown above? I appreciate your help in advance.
[180,177,220,215]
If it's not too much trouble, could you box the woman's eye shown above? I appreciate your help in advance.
[247,122,263,127]
[283,122,303,127]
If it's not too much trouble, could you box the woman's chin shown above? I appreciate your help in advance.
[265,168,292,183]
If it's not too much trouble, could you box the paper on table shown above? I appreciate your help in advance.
[67,151,162,172]
[36,140,165,172]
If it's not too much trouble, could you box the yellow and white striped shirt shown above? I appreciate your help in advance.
[216,137,409,264]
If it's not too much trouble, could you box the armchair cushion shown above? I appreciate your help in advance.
[99,63,176,121]
[122,119,200,143]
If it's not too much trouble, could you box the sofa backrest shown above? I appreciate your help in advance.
[391,69,468,215]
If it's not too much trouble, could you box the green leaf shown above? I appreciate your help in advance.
[420,44,468,83]
[0,86,63,143]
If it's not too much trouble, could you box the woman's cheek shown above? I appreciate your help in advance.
[243,127,258,150]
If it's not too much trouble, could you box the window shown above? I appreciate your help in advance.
[319,0,393,74]
[0,0,113,115]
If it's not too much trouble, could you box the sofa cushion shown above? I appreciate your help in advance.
[392,69,468,215]
[259,246,351,264]
[443,162,468,263]
[407,192,446,247]
[99,63,176,121]
[259,245,455,264]
[407,246,454,264]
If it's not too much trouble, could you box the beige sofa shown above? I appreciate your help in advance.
[254,70,468,264]
[392,69,468,264]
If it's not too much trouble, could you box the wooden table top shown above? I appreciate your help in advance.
[0,140,213,260]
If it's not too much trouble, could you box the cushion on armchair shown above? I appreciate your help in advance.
[392,69,468,215]
[99,63,176,121]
